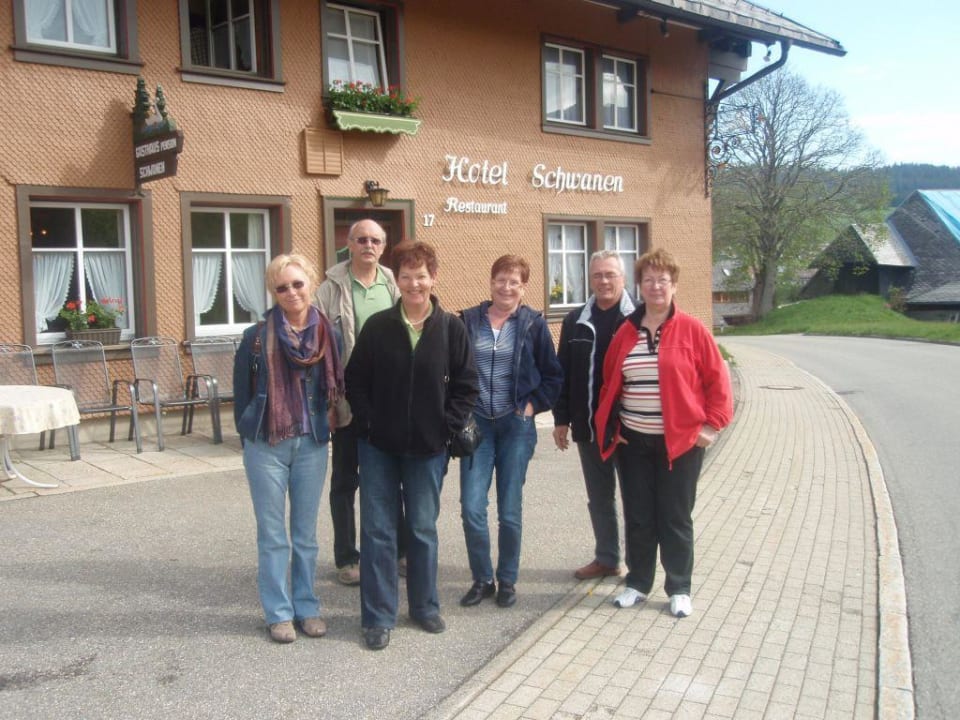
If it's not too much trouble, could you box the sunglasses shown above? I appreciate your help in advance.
[354,236,384,246]
[275,280,306,294]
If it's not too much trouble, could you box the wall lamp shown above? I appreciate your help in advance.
[660,17,670,38]
[364,180,390,207]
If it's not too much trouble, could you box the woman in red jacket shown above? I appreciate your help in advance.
[594,248,732,618]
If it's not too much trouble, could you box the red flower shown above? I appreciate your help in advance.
[66,301,77,310]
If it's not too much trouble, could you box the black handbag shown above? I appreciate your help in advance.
[449,416,482,457]
[440,312,482,457]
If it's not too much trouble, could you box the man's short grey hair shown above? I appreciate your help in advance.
[348,219,386,241]
[589,250,625,274]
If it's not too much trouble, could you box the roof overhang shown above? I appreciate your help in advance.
[594,0,845,57]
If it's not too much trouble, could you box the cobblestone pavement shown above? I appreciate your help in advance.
[424,341,912,720]
[1,342,912,719]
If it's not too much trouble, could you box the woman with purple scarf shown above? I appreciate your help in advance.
[234,254,344,644]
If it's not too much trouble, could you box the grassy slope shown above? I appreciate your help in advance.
[719,294,960,344]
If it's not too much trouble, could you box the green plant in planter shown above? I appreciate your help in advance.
[59,298,124,330]
[326,81,419,117]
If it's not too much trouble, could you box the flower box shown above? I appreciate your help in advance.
[331,109,421,136]
[65,328,122,345]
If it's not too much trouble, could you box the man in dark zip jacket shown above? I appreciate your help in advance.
[552,250,636,580]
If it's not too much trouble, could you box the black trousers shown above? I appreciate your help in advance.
[330,419,406,568]
[614,427,704,596]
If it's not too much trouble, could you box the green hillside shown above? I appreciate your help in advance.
[721,295,960,343]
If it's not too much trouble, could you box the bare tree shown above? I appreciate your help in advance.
[712,69,887,318]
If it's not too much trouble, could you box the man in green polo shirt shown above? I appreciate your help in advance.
[318,219,401,585]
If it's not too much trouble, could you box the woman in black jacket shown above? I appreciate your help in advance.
[345,240,478,650]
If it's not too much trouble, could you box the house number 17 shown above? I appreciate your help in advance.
[422,213,436,227]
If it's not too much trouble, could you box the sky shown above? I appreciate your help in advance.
[743,0,960,167]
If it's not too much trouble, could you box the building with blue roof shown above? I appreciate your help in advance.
[804,190,960,322]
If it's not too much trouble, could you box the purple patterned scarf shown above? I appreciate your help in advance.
[265,304,344,445]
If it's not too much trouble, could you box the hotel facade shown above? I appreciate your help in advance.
[2,0,842,368]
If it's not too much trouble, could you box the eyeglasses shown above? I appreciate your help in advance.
[275,280,306,294]
[590,272,622,282]
[641,276,673,288]
[493,278,524,290]
[354,236,384,246]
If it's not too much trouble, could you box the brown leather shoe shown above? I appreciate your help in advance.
[299,617,327,638]
[574,560,621,580]
[269,620,297,643]
[337,563,360,586]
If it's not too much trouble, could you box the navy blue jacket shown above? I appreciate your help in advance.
[552,293,636,443]
[233,320,332,444]
[460,302,563,416]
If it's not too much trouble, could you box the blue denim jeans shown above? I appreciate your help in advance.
[243,434,328,625]
[357,439,446,629]
[459,412,538,586]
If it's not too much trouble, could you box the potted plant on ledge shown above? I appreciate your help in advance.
[326,80,422,136]
[59,298,124,345]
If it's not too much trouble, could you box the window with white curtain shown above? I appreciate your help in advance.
[544,44,585,125]
[542,39,647,141]
[323,3,389,88]
[547,223,588,308]
[604,224,641,295]
[191,208,270,334]
[13,0,139,74]
[546,219,648,314]
[24,0,116,53]
[30,202,135,342]
[602,55,638,132]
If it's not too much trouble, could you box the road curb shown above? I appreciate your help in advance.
[781,363,915,719]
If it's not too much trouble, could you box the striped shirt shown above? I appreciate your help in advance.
[474,316,517,419]
[618,327,663,434]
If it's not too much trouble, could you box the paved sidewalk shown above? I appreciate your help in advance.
[0,343,913,719]
[425,341,912,720]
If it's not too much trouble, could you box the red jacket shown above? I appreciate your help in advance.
[595,304,733,464]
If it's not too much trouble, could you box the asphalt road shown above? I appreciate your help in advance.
[722,335,960,719]
[0,429,599,720]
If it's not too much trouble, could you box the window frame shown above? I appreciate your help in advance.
[16,185,155,348]
[601,54,639,132]
[180,193,291,341]
[177,0,285,92]
[541,37,649,144]
[323,3,390,87]
[11,0,142,75]
[543,216,649,320]
[543,43,586,127]
[321,1,404,96]
[603,223,643,297]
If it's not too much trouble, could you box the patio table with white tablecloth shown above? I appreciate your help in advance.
[0,385,81,488]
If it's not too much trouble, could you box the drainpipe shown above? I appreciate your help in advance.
[707,39,791,112]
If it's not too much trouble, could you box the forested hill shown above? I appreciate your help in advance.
[886,163,960,205]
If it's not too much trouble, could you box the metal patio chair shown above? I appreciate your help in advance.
[0,342,54,451]
[130,336,222,451]
[51,340,142,454]
[185,335,237,438]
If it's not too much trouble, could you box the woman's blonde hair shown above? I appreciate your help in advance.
[265,253,321,295]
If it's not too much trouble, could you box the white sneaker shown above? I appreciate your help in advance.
[613,587,647,608]
[669,594,692,617]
